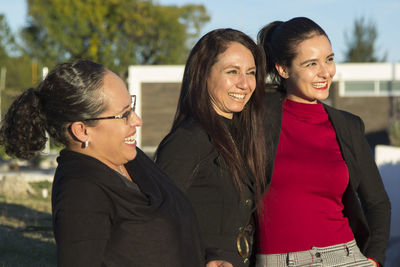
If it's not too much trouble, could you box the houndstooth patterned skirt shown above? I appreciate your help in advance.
[256,240,374,267]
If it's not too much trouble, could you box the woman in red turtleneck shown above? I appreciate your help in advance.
[256,17,390,267]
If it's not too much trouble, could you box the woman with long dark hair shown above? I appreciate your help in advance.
[156,28,267,266]
[256,17,390,267]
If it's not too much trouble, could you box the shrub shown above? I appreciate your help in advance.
[389,119,400,147]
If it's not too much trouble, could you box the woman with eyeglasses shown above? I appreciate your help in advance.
[0,59,204,267]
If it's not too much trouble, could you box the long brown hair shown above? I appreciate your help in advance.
[169,28,267,204]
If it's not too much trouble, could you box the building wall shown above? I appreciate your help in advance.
[141,83,180,151]
[129,64,400,153]
[139,82,396,153]
[329,83,400,148]
[330,84,393,133]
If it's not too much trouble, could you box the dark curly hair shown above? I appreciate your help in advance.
[0,59,107,159]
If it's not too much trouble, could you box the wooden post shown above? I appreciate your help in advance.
[0,67,6,119]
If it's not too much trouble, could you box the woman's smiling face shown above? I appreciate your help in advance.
[207,42,257,118]
[277,34,336,104]
[86,71,142,170]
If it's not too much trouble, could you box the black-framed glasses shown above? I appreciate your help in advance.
[84,95,136,125]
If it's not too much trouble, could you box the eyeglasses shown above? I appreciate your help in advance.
[84,95,136,125]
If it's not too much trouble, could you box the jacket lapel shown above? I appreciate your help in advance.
[323,104,370,252]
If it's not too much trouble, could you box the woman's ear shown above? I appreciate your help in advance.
[69,121,89,143]
[275,63,289,79]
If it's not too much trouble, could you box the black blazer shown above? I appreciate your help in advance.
[156,118,256,267]
[263,91,391,266]
[52,148,204,267]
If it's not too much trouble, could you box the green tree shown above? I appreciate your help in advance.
[0,14,16,61]
[344,17,386,62]
[21,0,209,76]
[1,14,41,115]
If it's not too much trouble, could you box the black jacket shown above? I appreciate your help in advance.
[156,118,256,267]
[263,91,391,266]
[52,148,204,267]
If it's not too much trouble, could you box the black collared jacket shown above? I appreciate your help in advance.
[156,117,256,267]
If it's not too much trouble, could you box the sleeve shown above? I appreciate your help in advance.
[156,128,239,265]
[156,127,212,192]
[353,117,391,266]
[53,178,113,267]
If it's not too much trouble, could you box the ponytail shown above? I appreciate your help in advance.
[258,21,282,74]
[257,21,285,90]
[0,88,48,159]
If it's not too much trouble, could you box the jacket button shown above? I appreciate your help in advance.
[243,258,249,264]
[245,199,252,207]
[315,252,321,257]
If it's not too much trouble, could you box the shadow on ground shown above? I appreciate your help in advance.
[0,202,56,266]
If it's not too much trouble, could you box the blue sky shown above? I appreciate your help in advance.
[1,0,399,63]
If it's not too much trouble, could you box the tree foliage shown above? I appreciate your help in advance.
[1,15,34,118]
[344,17,386,62]
[0,14,17,60]
[21,0,209,76]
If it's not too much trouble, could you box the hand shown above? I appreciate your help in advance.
[368,258,378,267]
[206,260,234,267]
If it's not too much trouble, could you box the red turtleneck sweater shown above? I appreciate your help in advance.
[257,99,354,254]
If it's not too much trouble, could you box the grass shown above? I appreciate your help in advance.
[0,181,56,267]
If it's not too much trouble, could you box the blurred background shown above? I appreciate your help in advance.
[0,0,399,266]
